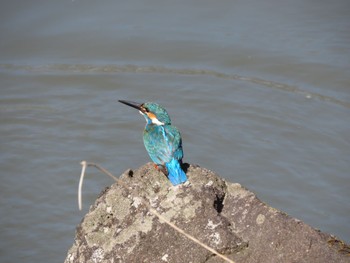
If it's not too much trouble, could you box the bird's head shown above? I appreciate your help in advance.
[119,100,171,126]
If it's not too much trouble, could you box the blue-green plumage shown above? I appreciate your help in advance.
[119,100,187,186]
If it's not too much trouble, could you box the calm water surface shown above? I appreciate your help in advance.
[0,1,349,262]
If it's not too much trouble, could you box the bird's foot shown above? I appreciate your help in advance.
[153,163,159,171]
[153,163,168,175]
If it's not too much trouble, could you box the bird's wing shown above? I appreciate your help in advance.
[143,125,183,165]
[164,125,183,161]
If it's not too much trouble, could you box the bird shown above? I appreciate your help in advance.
[118,100,188,186]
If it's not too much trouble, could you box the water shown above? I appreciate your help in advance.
[1,1,349,262]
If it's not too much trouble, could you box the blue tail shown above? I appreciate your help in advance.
[165,159,187,186]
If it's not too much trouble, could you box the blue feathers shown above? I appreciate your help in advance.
[143,122,187,186]
[166,158,187,185]
[119,100,188,186]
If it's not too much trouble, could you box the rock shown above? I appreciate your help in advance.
[65,163,349,263]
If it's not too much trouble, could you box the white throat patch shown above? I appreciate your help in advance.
[151,118,164,126]
[139,110,164,126]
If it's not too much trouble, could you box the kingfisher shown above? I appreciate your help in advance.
[118,100,188,186]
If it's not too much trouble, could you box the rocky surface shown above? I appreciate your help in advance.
[65,163,349,263]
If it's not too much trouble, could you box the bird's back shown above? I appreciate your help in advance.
[143,123,187,185]
[143,124,183,165]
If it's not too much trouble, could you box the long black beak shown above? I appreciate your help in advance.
[118,100,143,111]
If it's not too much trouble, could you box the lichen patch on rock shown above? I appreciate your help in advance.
[65,163,350,263]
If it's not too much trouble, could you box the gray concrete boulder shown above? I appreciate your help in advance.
[65,163,349,263]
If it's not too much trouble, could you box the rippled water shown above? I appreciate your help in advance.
[1,1,349,262]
